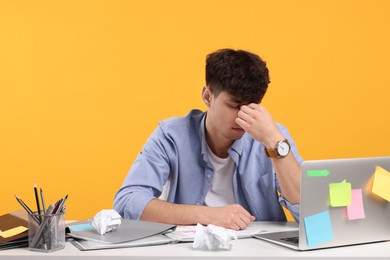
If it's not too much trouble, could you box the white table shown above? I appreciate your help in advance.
[1,221,389,259]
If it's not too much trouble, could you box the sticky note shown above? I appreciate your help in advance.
[68,224,95,232]
[0,226,28,238]
[307,169,330,177]
[372,166,390,202]
[346,189,365,220]
[329,179,352,207]
[304,210,333,247]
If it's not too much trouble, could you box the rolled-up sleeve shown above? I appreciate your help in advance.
[113,127,172,219]
[275,124,303,223]
[278,195,300,222]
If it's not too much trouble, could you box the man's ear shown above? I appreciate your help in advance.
[202,86,212,107]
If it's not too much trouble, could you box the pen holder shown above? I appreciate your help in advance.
[28,211,66,252]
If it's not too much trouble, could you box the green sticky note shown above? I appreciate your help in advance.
[329,179,352,207]
[307,169,330,177]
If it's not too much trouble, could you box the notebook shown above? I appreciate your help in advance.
[254,156,390,250]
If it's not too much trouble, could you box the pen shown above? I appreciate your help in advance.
[40,188,46,214]
[15,195,40,224]
[34,183,42,221]
[57,194,68,213]
[52,198,63,214]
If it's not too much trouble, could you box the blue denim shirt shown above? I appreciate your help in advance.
[114,109,303,222]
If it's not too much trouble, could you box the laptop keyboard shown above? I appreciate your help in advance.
[281,236,299,245]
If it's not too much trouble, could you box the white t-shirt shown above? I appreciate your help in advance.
[204,146,235,207]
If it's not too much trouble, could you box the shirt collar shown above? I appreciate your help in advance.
[199,113,208,162]
[199,112,244,160]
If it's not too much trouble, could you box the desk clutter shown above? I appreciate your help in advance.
[0,183,68,251]
[2,184,265,252]
[67,219,262,251]
[67,213,177,250]
[0,209,175,252]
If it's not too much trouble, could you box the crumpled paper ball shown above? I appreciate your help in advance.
[193,223,238,250]
[89,209,122,235]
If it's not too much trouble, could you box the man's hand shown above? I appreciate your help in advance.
[235,103,283,148]
[204,204,255,230]
[141,200,255,231]
[235,103,301,204]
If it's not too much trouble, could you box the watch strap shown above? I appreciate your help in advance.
[264,147,279,158]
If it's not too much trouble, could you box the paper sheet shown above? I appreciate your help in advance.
[0,226,28,239]
[165,224,263,241]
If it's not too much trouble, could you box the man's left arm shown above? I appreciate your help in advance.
[236,103,301,204]
[269,152,301,204]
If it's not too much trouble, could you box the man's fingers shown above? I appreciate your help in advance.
[237,109,251,122]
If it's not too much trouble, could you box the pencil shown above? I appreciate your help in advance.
[15,195,40,224]
[34,183,42,222]
[40,188,46,214]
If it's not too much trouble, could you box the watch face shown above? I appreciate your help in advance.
[277,141,290,156]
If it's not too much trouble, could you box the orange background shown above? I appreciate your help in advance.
[1,0,389,220]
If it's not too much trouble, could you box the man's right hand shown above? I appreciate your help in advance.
[141,199,255,231]
[204,204,256,230]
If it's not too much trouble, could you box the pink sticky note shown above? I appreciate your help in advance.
[346,189,365,220]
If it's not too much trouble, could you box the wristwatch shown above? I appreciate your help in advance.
[265,139,291,158]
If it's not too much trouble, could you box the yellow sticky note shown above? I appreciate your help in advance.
[329,179,352,207]
[0,226,28,238]
[372,166,390,202]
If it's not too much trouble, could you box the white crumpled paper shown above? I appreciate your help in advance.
[192,223,238,251]
[89,209,122,235]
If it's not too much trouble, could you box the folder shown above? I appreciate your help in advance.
[0,211,29,250]
[70,234,176,251]
[67,219,176,245]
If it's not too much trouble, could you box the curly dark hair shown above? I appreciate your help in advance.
[205,49,270,104]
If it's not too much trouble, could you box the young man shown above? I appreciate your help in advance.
[114,49,303,230]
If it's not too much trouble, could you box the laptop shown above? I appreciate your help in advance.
[254,156,390,250]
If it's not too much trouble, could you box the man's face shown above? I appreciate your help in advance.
[205,90,247,142]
